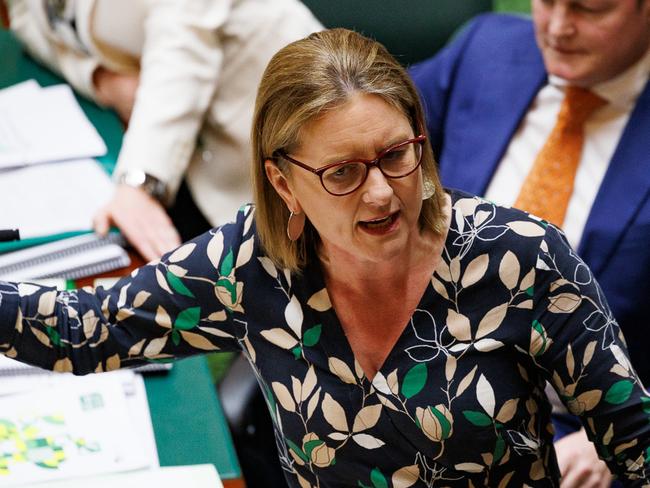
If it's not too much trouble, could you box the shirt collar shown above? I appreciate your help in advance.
[549,47,650,110]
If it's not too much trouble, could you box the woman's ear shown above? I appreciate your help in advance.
[264,159,302,213]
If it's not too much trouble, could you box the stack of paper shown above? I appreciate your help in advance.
[0,80,113,242]
[0,79,127,280]
[16,464,222,488]
[0,159,115,240]
[0,80,106,168]
[0,371,158,487]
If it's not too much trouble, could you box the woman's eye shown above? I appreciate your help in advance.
[331,164,356,177]
[382,148,411,166]
[383,149,405,161]
[325,163,364,184]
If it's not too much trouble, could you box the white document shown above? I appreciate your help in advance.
[0,80,106,168]
[0,370,159,469]
[0,158,115,239]
[15,464,222,488]
[0,371,154,486]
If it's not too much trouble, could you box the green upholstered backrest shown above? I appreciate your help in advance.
[494,0,531,13]
[300,0,493,65]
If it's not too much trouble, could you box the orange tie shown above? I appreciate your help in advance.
[513,86,607,227]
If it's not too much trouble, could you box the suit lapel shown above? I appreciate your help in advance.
[442,39,547,195]
[578,81,650,273]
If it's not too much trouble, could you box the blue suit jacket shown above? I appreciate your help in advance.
[410,13,650,385]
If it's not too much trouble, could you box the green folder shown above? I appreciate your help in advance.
[0,231,91,254]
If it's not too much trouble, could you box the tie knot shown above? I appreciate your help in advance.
[559,86,607,128]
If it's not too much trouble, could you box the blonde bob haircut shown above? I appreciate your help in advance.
[252,28,446,272]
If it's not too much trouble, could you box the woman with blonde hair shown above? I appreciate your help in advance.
[1,29,649,486]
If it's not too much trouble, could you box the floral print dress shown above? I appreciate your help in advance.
[1,189,649,487]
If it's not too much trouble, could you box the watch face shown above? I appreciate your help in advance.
[124,170,147,187]
[120,171,167,203]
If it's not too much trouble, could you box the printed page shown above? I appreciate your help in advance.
[0,81,106,168]
[0,370,160,469]
[0,372,152,486]
[0,159,114,239]
[16,464,222,488]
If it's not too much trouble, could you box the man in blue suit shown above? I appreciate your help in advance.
[411,0,650,486]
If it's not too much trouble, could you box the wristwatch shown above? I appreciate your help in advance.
[117,170,169,204]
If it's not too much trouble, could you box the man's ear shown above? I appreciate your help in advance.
[264,160,302,213]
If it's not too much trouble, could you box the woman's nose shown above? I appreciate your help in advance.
[361,167,393,206]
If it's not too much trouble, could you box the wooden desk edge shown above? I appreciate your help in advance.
[224,478,246,488]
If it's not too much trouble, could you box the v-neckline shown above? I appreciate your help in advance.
[316,266,438,386]
[304,195,453,384]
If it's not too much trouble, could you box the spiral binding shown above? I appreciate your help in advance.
[0,233,129,280]
[39,255,130,280]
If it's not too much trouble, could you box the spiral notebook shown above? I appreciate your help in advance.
[0,232,130,281]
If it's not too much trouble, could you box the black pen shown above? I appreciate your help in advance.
[0,229,20,242]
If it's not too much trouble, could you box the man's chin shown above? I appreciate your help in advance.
[544,61,595,87]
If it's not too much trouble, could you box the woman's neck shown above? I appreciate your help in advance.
[320,240,428,295]
[320,193,451,295]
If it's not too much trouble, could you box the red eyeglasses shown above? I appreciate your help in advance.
[273,135,426,196]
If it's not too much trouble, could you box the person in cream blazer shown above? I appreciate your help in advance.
[8,0,322,260]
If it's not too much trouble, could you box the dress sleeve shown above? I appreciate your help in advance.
[114,0,232,201]
[0,205,257,375]
[531,224,650,483]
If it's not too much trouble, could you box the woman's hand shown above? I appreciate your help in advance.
[94,185,181,262]
[92,66,139,123]
[556,428,612,488]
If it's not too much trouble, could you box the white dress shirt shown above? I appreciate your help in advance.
[485,48,650,248]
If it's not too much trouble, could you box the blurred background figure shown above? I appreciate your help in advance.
[410,1,650,486]
[6,0,321,261]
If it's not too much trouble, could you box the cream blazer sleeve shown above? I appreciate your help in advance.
[7,0,99,99]
[114,0,232,201]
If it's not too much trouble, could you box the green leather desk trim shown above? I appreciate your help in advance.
[145,356,241,479]
[0,27,242,481]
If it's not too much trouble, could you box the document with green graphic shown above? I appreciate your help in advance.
[0,373,150,486]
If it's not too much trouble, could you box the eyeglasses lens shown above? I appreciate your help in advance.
[379,141,421,176]
[322,163,365,195]
[321,141,422,195]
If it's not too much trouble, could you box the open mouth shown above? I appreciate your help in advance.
[359,211,399,230]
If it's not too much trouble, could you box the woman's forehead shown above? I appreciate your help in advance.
[294,94,413,155]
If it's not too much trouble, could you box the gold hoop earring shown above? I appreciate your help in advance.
[287,211,305,242]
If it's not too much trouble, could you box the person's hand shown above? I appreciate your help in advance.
[92,67,140,123]
[556,428,612,488]
[94,185,181,262]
